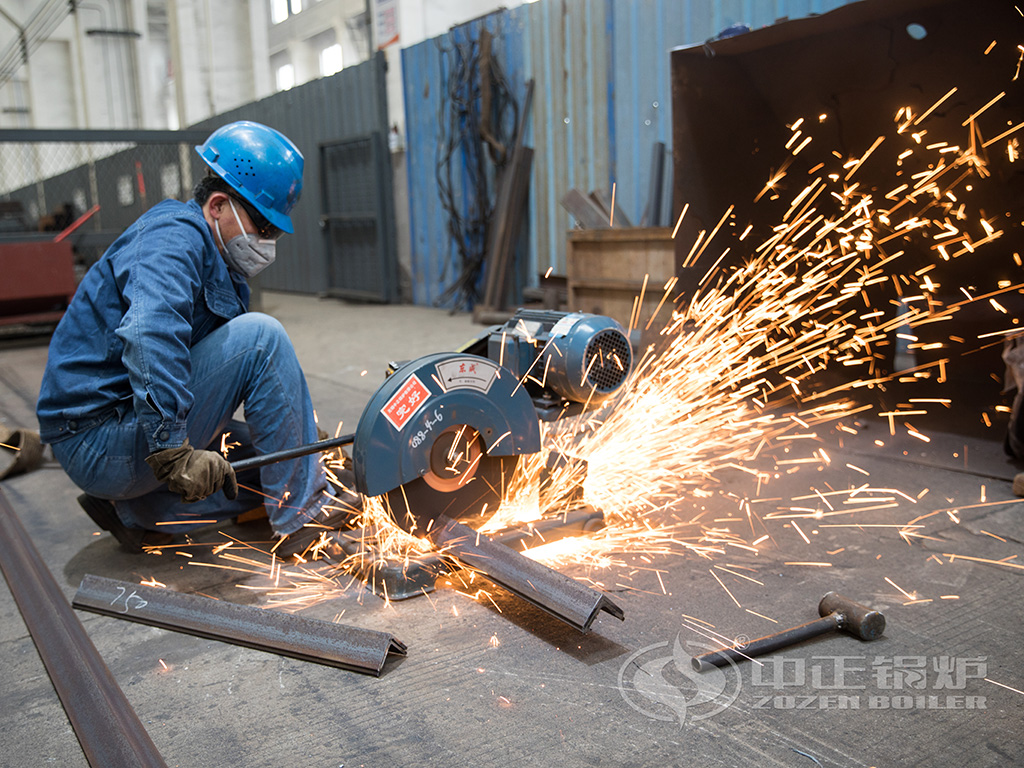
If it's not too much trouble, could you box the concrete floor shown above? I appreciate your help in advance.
[1,292,1022,767]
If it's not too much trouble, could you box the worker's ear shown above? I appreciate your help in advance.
[207,192,230,220]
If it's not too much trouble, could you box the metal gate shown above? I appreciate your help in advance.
[320,132,397,303]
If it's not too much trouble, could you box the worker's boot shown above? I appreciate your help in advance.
[1014,473,1024,497]
[78,494,174,554]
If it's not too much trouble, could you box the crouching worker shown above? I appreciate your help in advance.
[36,121,357,556]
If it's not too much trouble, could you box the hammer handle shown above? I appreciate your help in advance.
[229,433,355,473]
[692,613,839,672]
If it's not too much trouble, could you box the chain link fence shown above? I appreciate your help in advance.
[0,129,209,269]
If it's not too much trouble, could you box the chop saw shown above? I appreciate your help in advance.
[233,309,634,632]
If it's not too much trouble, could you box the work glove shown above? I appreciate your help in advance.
[145,438,238,503]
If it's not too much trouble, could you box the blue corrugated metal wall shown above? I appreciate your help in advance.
[403,0,861,308]
[523,0,611,299]
[402,12,529,307]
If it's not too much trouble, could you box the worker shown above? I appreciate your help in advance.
[36,120,357,557]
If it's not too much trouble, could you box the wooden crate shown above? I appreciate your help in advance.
[566,227,676,331]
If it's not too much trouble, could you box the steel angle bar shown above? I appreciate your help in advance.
[73,574,406,676]
[331,506,607,601]
[429,516,625,633]
[0,488,167,768]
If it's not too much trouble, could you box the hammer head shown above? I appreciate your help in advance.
[818,591,886,640]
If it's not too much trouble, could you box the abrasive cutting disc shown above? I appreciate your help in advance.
[386,424,518,535]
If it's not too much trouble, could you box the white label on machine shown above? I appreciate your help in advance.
[435,357,498,394]
[549,313,582,337]
[381,373,431,431]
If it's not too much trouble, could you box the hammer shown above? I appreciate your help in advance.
[691,591,885,672]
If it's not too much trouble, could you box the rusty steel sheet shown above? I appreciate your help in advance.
[72,574,407,676]
[429,516,624,632]
[0,487,167,768]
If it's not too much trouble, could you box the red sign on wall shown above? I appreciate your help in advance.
[381,374,430,431]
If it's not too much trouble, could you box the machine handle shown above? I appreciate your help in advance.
[229,433,355,473]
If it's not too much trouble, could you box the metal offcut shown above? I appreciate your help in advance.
[73,574,407,676]
[333,505,607,601]
[429,515,625,632]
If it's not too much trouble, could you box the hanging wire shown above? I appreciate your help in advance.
[434,23,519,311]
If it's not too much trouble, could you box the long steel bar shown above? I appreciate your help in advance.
[0,487,167,768]
[229,433,355,473]
[429,516,625,632]
[73,574,407,676]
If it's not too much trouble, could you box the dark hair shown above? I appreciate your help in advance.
[193,170,235,204]
[192,170,278,237]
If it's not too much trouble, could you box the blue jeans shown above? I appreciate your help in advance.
[52,313,329,535]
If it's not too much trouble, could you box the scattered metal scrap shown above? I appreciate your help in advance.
[73,574,407,677]
[0,424,44,480]
[0,487,167,768]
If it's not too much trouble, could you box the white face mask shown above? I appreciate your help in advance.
[215,199,277,278]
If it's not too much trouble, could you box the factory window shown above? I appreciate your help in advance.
[72,189,87,215]
[320,43,343,76]
[276,63,295,91]
[160,164,181,200]
[270,0,288,24]
[117,175,134,207]
[271,0,307,23]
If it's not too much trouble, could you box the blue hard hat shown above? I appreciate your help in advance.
[195,121,304,234]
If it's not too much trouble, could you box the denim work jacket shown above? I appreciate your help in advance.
[37,198,250,453]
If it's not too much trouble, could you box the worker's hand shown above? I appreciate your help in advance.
[145,438,238,503]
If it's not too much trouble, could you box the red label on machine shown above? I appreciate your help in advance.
[381,374,430,431]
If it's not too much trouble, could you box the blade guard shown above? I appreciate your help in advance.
[353,353,541,498]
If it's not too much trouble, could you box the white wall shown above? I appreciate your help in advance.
[267,0,367,89]
[0,0,536,132]
[0,0,271,131]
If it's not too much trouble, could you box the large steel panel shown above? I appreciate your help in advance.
[402,38,451,307]
[609,0,859,237]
